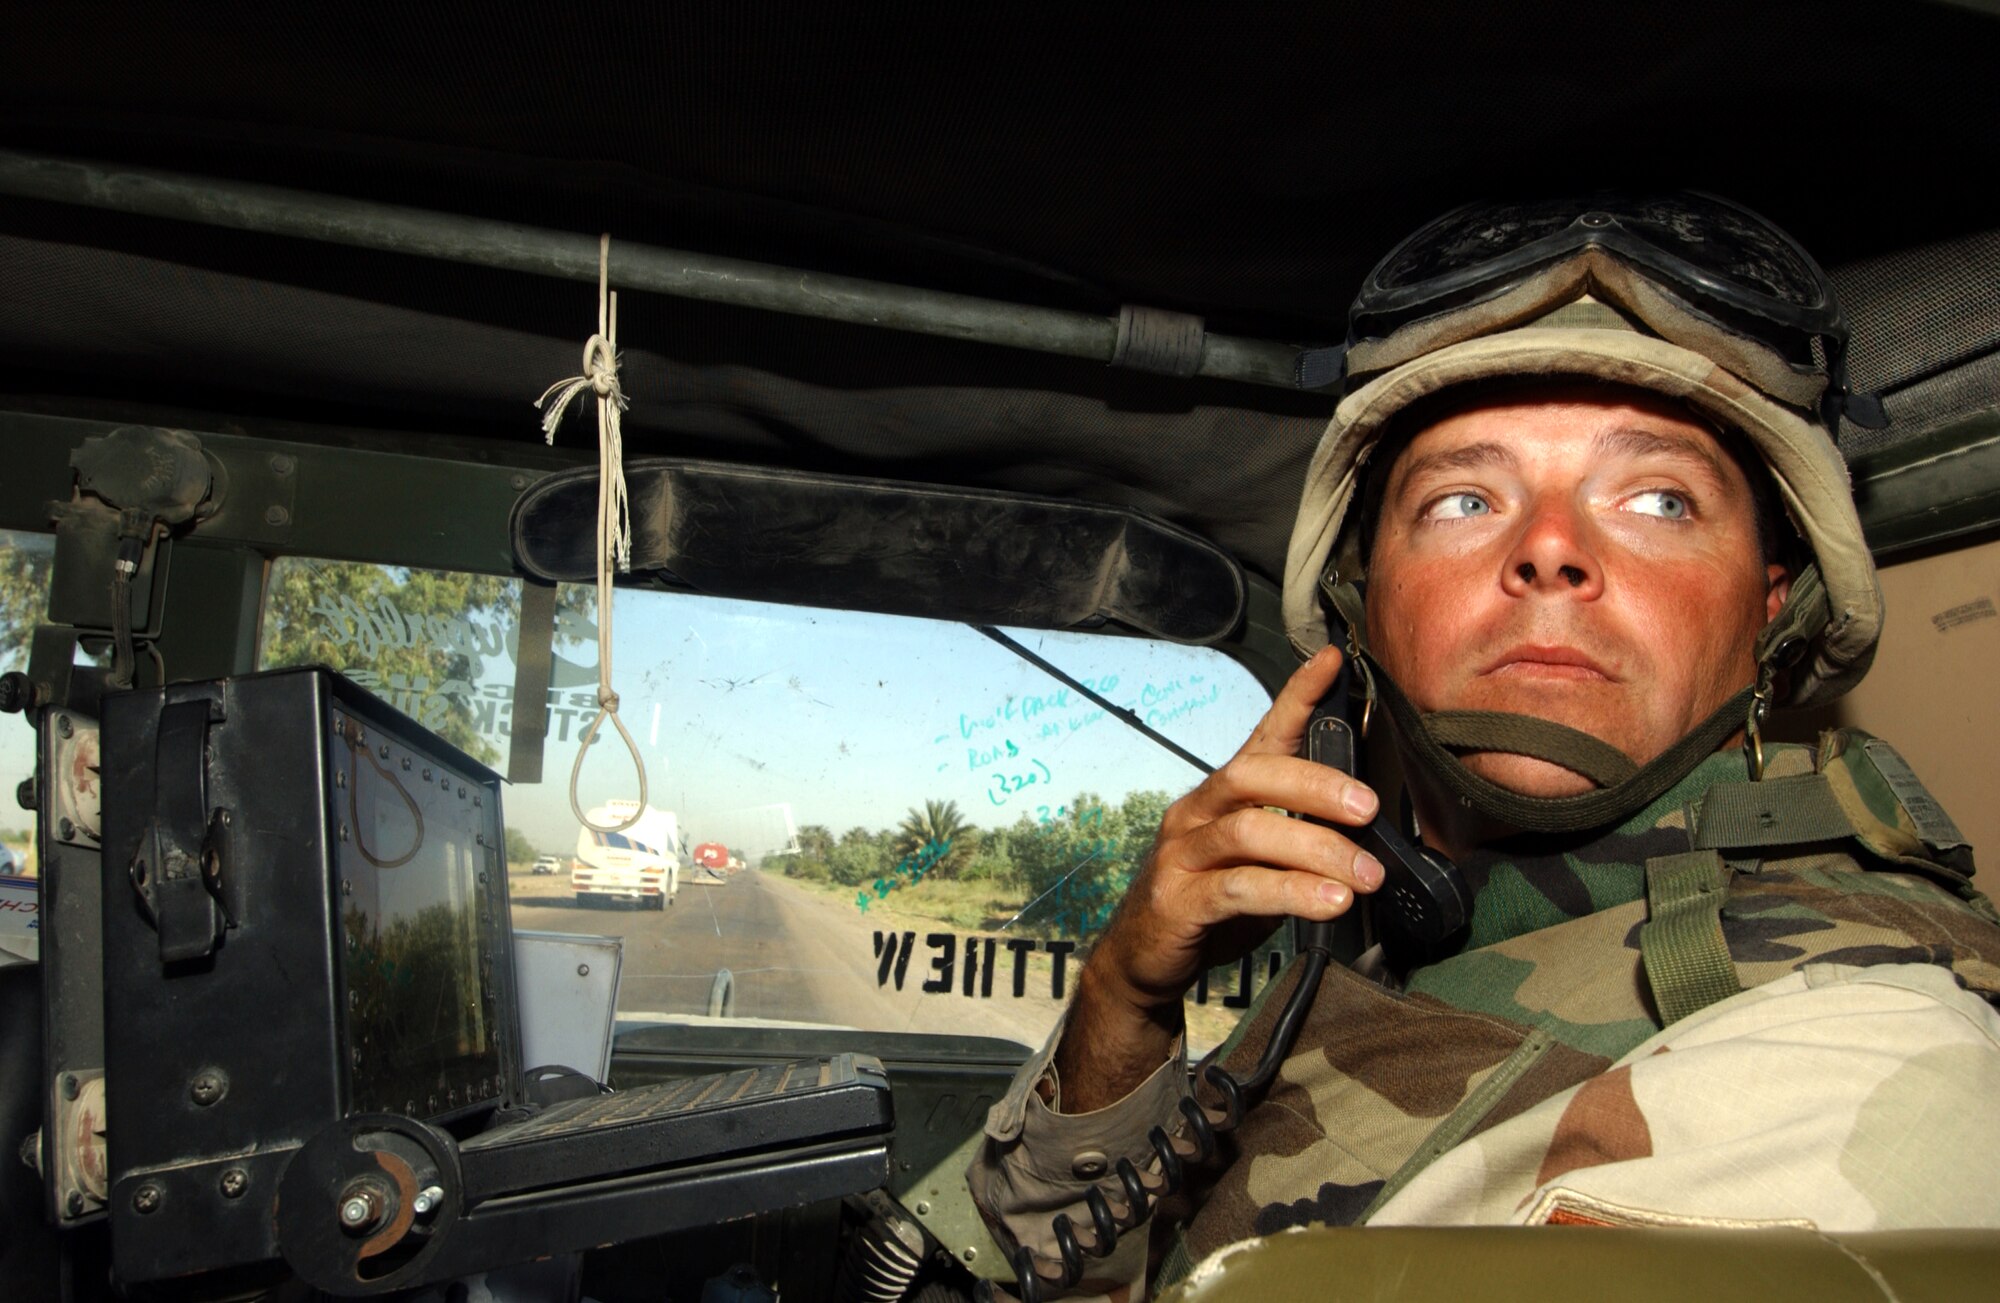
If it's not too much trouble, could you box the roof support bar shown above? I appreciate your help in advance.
[0,149,1308,391]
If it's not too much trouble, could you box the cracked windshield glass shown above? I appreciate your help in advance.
[258,556,1274,1053]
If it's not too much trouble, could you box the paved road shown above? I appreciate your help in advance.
[507,868,1057,1048]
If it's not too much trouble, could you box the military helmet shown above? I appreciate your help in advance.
[1281,193,1885,830]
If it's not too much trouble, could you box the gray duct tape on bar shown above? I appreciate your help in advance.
[1113,305,1206,377]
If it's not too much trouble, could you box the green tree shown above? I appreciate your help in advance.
[0,531,55,668]
[1117,789,1173,857]
[504,826,538,865]
[1007,792,1141,939]
[770,824,835,879]
[795,824,834,862]
[828,826,890,887]
[895,799,977,877]
[261,560,517,764]
[959,824,1019,882]
[259,559,595,767]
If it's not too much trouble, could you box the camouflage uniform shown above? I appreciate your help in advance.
[967,737,2000,1298]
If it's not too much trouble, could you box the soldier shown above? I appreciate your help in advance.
[969,195,2000,1300]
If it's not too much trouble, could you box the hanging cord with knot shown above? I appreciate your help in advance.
[535,233,646,836]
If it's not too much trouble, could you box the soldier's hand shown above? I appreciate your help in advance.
[1088,646,1384,1017]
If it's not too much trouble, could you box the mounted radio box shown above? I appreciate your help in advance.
[83,666,890,1294]
[95,667,517,1285]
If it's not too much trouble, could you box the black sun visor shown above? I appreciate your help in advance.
[510,460,1245,644]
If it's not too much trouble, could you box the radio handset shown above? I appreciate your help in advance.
[1009,700,1469,1303]
[1302,712,1469,962]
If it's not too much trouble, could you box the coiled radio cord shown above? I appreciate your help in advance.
[1010,923,1336,1303]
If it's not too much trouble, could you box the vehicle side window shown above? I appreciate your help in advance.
[258,556,525,769]
[0,529,55,959]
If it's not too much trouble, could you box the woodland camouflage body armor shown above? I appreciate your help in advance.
[1168,734,2000,1274]
[970,734,2000,1300]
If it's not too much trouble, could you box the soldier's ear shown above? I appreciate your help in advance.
[1764,563,1792,623]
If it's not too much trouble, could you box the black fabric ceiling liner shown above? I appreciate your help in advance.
[5,2,1999,335]
[4,2,1998,581]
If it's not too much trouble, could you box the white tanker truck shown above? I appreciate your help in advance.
[571,800,685,909]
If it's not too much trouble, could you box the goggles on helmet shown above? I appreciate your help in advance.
[1331,193,1882,430]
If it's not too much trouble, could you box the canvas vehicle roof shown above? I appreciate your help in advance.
[2,1,1998,586]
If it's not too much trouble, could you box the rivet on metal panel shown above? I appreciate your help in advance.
[56,714,73,738]
[510,474,529,491]
[264,505,290,527]
[132,1183,163,1215]
[335,770,345,788]
[339,825,349,842]
[341,879,353,896]
[423,768,433,781]
[963,1248,979,1263]
[269,454,295,476]
[61,1073,79,1101]
[577,964,590,977]
[402,757,412,771]
[58,818,75,841]
[915,1201,931,1215]
[219,1169,248,1199]
[65,1190,84,1217]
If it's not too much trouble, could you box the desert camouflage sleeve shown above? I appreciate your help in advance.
[967,1007,1190,1301]
[1369,961,2000,1229]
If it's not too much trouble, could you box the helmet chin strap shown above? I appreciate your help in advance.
[1320,568,1827,835]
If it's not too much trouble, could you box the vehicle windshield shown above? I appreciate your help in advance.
[256,555,1279,1054]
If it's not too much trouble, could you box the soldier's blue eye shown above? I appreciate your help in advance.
[1627,490,1690,519]
[1429,493,1491,520]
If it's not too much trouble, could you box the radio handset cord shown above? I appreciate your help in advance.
[1010,697,1468,1303]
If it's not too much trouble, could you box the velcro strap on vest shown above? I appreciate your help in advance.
[1641,850,1742,1025]
[1694,773,1855,850]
